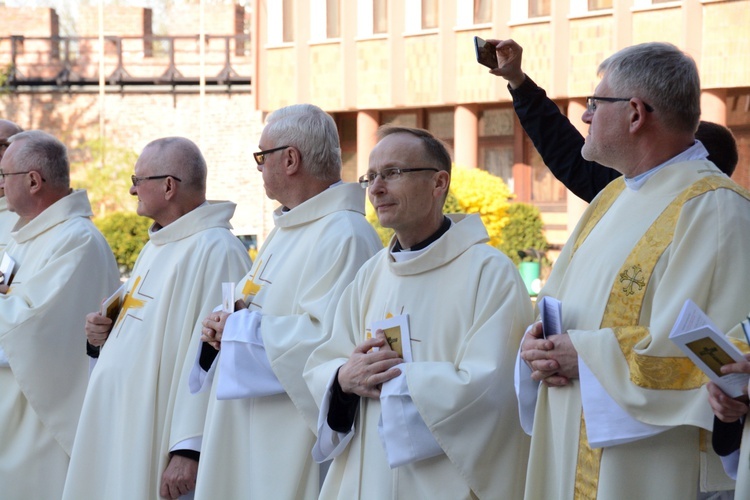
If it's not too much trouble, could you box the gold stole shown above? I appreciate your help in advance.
[569,175,750,499]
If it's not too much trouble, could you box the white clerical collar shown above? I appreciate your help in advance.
[624,140,709,191]
[281,180,343,212]
[390,218,454,262]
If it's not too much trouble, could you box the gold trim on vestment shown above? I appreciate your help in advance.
[571,175,750,498]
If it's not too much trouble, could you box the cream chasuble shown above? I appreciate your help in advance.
[0,196,19,255]
[524,161,750,500]
[0,189,119,499]
[62,201,251,500]
[193,183,381,499]
[304,214,533,500]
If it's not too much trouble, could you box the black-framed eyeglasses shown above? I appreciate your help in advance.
[0,169,46,182]
[253,145,290,166]
[358,167,440,189]
[586,96,654,114]
[131,174,182,187]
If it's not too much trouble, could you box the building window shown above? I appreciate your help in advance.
[478,108,515,191]
[474,0,491,24]
[510,0,550,22]
[422,0,439,29]
[358,0,388,36]
[269,0,294,44]
[311,0,340,41]
[457,0,490,26]
[426,109,454,151]
[283,0,294,42]
[588,0,613,9]
[528,0,550,17]
[374,0,388,33]
[405,0,438,32]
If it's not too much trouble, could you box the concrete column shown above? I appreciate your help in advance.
[566,99,589,231]
[700,89,727,125]
[357,110,379,177]
[453,104,479,168]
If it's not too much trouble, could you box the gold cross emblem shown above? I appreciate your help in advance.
[619,265,645,296]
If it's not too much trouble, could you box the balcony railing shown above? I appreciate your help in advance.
[0,34,252,91]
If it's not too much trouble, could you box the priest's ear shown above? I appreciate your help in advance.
[27,170,45,195]
[163,175,180,200]
[282,146,301,176]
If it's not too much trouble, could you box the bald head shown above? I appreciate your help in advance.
[141,137,207,193]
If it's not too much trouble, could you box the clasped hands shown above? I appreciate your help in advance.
[200,299,248,350]
[521,321,579,387]
[337,330,404,399]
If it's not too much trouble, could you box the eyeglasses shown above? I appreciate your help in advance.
[253,145,290,166]
[586,96,654,114]
[358,167,440,189]
[0,169,46,181]
[131,174,182,187]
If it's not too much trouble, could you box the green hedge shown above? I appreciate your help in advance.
[94,211,151,274]
[498,202,549,265]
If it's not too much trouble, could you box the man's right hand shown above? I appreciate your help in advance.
[85,311,113,347]
[337,330,403,399]
[707,354,750,423]
[487,38,526,89]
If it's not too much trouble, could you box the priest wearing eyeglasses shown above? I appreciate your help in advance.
[190,104,381,499]
[63,137,251,500]
[0,130,119,499]
[303,125,532,499]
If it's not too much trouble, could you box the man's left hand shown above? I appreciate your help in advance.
[160,454,198,499]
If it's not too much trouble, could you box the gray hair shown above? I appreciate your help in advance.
[143,137,207,192]
[263,104,342,181]
[7,130,69,188]
[598,42,700,134]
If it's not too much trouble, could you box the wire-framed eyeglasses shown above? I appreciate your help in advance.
[131,174,182,187]
[0,169,46,182]
[358,167,439,189]
[586,96,654,114]
[253,145,290,166]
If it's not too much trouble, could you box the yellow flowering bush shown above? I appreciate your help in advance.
[449,166,513,248]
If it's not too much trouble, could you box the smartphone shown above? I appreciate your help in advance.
[473,36,498,69]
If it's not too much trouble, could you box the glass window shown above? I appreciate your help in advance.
[528,0,550,17]
[381,112,419,128]
[283,0,294,43]
[373,0,388,34]
[427,110,454,141]
[422,0,439,29]
[474,0,491,24]
[326,0,340,38]
[588,0,612,9]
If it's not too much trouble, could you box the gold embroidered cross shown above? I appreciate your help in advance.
[619,265,645,296]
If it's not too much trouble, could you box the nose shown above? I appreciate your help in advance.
[368,173,387,193]
[129,185,137,196]
[582,108,593,124]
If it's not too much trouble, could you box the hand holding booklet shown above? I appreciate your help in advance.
[669,299,749,398]
[100,283,126,322]
[538,296,562,338]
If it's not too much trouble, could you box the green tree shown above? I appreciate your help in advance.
[70,138,138,218]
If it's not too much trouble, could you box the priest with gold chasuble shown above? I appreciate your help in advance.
[516,43,750,500]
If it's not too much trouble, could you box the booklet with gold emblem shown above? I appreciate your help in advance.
[370,314,413,362]
[669,299,749,398]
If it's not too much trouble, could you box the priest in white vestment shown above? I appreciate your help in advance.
[191,104,381,499]
[0,120,23,253]
[62,137,251,500]
[0,130,120,499]
[516,43,750,500]
[304,126,532,499]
